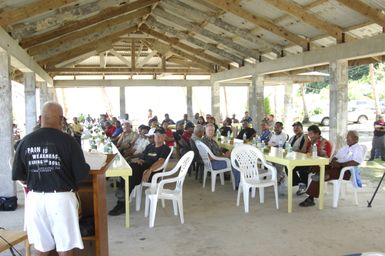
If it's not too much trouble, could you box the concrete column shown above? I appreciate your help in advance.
[39,81,49,109]
[249,74,257,129]
[48,87,56,102]
[186,84,193,120]
[329,59,348,150]
[24,72,37,135]
[255,75,265,135]
[211,80,221,122]
[0,52,16,197]
[119,86,126,119]
[283,81,294,127]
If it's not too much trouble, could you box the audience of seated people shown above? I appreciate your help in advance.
[109,127,171,216]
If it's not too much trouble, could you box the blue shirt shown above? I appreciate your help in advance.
[111,127,123,137]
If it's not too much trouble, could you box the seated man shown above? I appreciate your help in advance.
[116,122,137,154]
[286,122,309,195]
[299,130,363,207]
[111,120,123,143]
[109,127,171,216]
[162,113,175,125]
[104,121,116,137]
[293,125,332,195]
[201,124,239,186]
[268,122,287,148]
[219,118,232,137]
[259,120,271,144]
[236,120,256,141]
[177,122,195,156]
[124,125,150,160]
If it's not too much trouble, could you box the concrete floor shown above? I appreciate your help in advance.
[2,162,385,256]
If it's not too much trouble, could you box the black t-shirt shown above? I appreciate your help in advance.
[141,144,171,167]
[12,128,90,192]
[236,128,256,140]
[220,126,232,137]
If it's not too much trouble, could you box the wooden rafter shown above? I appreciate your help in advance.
[336,0,385,28]
[0,0,77,27]
[267,0,345,43]
[19,0,159,48]
[39,27,138,67]
[146,16,243,64]
[110,49,131,67]
[140,24,229,68]
[163,0,282,56]
[272,0,328,24]
[28,8,149,57]
[205,0,309,50]
[147,40,213,71]
[46,67,209,75]
[152,7,261,59]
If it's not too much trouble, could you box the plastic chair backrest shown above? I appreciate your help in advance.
[174,151,195,191]
[195,140,213,170]
[231,144,266,181]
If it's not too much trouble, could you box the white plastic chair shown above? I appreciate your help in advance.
[231,144,279,213]
[326,145,367,208]
[132,146,174,211]
[144,151,194,228]
[195,140,235,192]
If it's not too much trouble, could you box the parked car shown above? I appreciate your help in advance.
[309,100,376,126]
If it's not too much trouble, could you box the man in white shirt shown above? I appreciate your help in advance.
[268,122,287,147]
[300,130,364,207]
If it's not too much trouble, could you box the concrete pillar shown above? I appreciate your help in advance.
[211,80,220,122]
[119,86,126,119]
[186,84,193,120]
[255,75,265,135]
[329,59,348,150]
[249,74,257,129]
[39,81,49,109]
[283,81,294,127]
[0,51,16,197]
[24,72,37,135]
[48,87,56,102]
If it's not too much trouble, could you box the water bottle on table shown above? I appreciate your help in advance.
[312,143,317,158]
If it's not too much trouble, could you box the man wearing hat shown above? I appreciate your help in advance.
[109,127,171,216]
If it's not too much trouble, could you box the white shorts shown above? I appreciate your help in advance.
[26,191,84,252]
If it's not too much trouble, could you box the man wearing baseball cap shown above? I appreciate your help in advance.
[109,127,171,216]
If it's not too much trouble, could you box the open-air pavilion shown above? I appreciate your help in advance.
[1,0,385,255]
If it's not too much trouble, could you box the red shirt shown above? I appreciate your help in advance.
[105,126,116,137]
[165,128,174,147]
[305,137,332,158]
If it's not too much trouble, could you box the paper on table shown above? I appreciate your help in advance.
[83,150,107,170]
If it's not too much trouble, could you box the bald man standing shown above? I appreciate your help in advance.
[12,102,90,256]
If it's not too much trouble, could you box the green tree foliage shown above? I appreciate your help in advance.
[304,64,370,94]
[264,97,271,114]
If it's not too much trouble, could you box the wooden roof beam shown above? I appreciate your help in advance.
[205,0,309,50]
[336,0,385,28]
[19,0,159,48]
[152,7,261,59]
[146,16,243,64]
[39,26,138,67]
[140,24,229,68]
[47,67,209,75]
[267,0,346,43]
[28,8,148,58]
[0,0,77,27]
[109,49,131,67]
[162,0,282,56]
[148,40,214,71]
